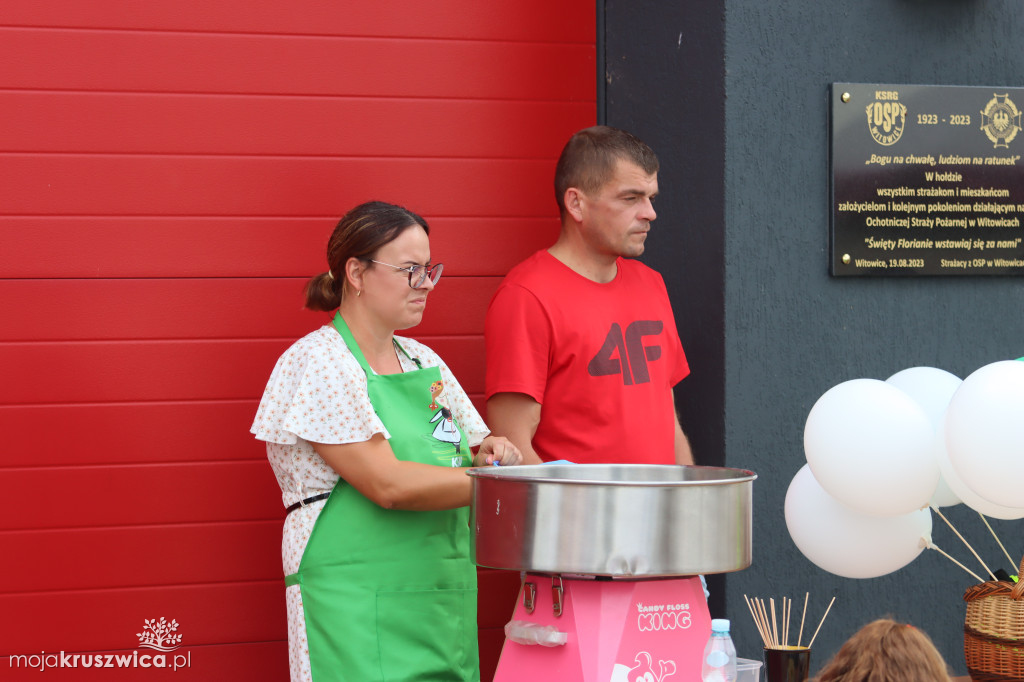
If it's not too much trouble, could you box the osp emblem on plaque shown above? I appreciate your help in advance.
[979,93,1022,148]
[865,90,907,146]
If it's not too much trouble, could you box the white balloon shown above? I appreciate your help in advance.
[785,465,932,579]
[885,366,962,429]
[929,473,962,508]
[804,378,938,516]
[935,427,1024,520]
[885,366,963,508]
[946,360,1024,509]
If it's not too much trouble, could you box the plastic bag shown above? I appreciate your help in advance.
[504,620,568,647]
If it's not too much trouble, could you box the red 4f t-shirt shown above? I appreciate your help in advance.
[485,251,689,464]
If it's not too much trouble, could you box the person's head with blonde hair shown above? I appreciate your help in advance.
[818,618,950,682]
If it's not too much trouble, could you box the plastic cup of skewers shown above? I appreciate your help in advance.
[763,645,811,682]
[744,592,834,682]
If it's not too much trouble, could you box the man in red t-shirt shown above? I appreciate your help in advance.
[485,126,694,466]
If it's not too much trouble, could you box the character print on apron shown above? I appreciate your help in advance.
[283,313,478,681]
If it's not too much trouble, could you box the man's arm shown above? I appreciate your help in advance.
[486,392,545,465]
[672,391,694,465]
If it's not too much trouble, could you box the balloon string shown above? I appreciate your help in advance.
[977,512,1017,570]
[926,539,984,583]
[931,505,997,580]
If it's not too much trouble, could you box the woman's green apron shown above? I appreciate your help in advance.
[284,313,479,681]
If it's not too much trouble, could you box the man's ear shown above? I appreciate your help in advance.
[564,187,585,223]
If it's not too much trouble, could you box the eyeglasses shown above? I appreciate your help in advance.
[368,260,444,288]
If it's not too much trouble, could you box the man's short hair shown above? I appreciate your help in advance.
[554,126,660,216]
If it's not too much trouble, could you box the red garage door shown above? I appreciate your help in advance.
[0,2,594,680]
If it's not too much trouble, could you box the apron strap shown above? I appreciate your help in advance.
[394,340,423,369]
[332,312,422,371]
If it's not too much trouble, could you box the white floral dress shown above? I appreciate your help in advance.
[250,325,488,682]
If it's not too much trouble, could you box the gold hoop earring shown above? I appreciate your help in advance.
[356,289,362,297]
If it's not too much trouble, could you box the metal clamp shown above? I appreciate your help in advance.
[523,581,536,614]
[551,575,564,617]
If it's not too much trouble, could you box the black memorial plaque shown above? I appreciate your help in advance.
[830,83,1024,276]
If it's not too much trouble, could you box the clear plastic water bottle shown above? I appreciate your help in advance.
[701,618,737,682]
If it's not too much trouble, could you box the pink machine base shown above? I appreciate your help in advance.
[493,574,711,682]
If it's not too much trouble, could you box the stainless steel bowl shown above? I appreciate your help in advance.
[467,464,755,577]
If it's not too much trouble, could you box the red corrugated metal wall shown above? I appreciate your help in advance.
[0,3,594,679]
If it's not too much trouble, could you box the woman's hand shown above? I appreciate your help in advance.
[473,436,523,467]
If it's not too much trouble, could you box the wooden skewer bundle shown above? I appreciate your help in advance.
[743,593,835,650]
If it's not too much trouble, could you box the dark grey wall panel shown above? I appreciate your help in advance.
[604,0,727,466]
[605,0,1024,676]
[724,1,1024,675]
[604,0,728,618]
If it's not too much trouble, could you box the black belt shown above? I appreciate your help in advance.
[285,492,331,515]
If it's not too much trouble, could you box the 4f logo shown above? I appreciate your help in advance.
[588,321,663,385]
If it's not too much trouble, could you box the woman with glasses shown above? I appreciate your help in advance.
[251,200,522,682]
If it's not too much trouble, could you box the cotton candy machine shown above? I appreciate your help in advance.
[467,464,756,682]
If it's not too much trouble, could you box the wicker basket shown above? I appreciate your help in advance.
[963,557,1024,682]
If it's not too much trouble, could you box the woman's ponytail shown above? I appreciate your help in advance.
[303,271,341,312]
